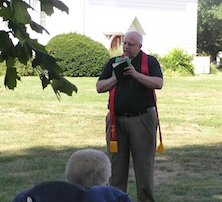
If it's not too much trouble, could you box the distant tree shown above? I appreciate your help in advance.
[197,0,222,61]
[0,0,77,99]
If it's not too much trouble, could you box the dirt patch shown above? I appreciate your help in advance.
[127,158,182,186]
[154,163,181,186]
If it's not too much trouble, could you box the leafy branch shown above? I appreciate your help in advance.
[0,0,77,99]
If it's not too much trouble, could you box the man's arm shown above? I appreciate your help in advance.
[133,72,163,89]
[124,64,163,89]
[96,76,118,93]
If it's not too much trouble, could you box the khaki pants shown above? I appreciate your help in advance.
[106,107,157,202]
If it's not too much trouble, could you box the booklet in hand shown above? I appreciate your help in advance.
[112,58,130,81]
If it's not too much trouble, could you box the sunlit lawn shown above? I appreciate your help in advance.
[0,73,222,202]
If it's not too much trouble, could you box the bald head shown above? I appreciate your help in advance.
[124,31,143,45]
[123,31,143,59]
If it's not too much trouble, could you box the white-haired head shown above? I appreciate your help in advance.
[65,149,111,189]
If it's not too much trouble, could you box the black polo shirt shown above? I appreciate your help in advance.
[98,51,163,114]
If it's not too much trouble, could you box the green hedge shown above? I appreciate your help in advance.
[0,45,200,78]
[46,33,110,77]
[159,48,195,76]
[0,59,37,77]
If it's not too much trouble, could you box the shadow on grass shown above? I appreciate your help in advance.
[0,145,107,202]
[1,143,222,202]
[154,142,222,202]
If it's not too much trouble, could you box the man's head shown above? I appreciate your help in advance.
[123,31,143,59]
[65,149,111,189]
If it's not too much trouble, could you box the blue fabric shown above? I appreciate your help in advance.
[13,181,131,202]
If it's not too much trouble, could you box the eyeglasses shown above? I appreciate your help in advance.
[122,41,137,47]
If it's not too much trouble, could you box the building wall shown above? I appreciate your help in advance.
[28,0,197,56]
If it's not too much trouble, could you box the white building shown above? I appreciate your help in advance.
[26,0,198,56]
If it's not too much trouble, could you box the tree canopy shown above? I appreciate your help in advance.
[0,0,77,99]
[197,0,222,60]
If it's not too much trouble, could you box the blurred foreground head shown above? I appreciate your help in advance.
[65,149,111,189]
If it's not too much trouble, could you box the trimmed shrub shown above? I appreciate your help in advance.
[16,60,38,76]
[160,48,195,76]
[0,59,37,76]
[46,33,110,77]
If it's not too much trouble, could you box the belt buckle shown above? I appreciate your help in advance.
[124,113,133,117]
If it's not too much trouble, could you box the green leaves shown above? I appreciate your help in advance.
[39,70,78,100]
[32,49,78,99]
[4,67,20,89]
[0,31,13,51]
[8,20,29,45]
[51,76,78,100]
[0,0,77,97]
[16,42,32,65]
[30,21,50,35]
[0,1,13,20]
[198,0,222,59]
[33,50,63,79]
[11,0,32,24]
[39,0,69,16]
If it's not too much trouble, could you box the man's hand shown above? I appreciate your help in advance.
[123,64,137,77]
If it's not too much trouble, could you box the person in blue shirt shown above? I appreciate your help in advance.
[13,149,131,202]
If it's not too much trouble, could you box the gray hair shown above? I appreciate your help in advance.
[65,149,111,189]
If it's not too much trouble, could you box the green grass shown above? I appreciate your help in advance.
[0,73,222,202]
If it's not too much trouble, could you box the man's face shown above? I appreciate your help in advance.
[123,34,142,59]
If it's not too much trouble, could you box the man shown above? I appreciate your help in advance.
[96,31,163,202]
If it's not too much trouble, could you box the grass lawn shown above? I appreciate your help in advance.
[0,73,222,202]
